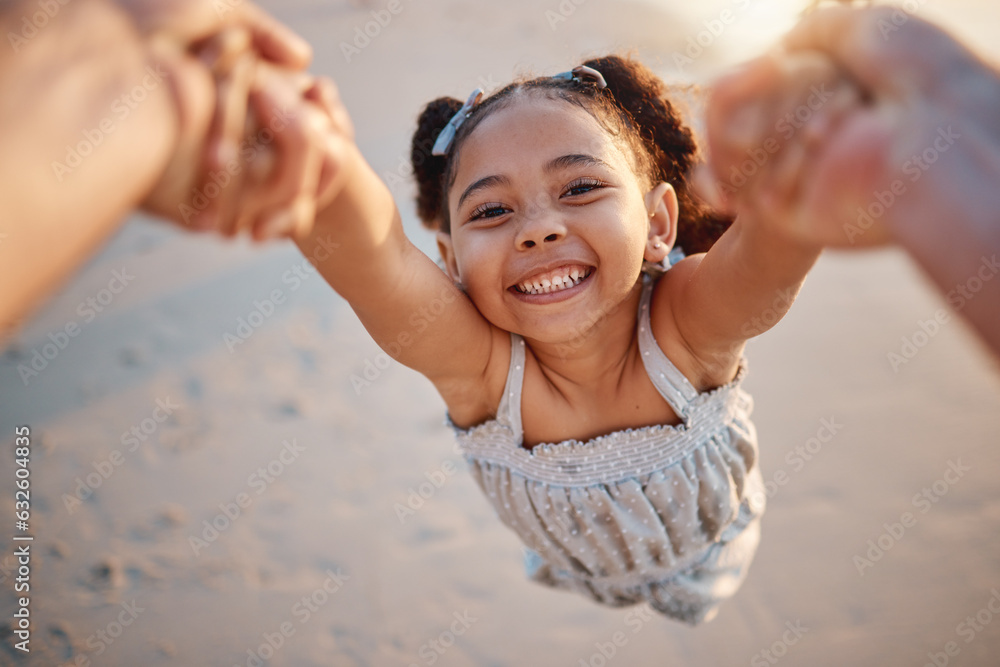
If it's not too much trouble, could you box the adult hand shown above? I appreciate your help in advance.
[700,49,859,245]
[115,0,312,66]
[704,5,1000,356]
[705,5,1000,250]
[217,60,354,241]
[124,0,338,240]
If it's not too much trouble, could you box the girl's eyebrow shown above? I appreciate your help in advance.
[458,174,510,209]
[547,153,612,172]
[457,154,611,209]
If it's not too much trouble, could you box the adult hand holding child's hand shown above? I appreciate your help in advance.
[0,0,347,333]
[702,5,1000,356]
[126,0,345,241]
[700,50,861,245]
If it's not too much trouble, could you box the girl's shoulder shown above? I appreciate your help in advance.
[649,255,744,391]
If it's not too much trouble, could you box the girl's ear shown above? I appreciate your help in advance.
[436,230,462,284]
[644,182,679,263]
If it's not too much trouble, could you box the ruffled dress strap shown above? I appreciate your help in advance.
[495,333,527,442]
[636,274,699,421]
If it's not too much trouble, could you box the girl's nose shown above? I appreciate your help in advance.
[515,205,566,250]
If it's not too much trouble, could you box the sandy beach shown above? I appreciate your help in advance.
[2,0,1000,665]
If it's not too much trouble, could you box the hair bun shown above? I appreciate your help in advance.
[412,97,464,229]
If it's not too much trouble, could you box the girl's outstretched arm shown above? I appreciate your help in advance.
[654,53,857,386]
[294,134,504,412]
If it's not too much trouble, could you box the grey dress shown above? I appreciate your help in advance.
[450,274,766,625]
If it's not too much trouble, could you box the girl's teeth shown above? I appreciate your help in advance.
[518,269,589,295]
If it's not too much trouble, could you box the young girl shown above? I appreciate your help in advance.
[290,54,835,624]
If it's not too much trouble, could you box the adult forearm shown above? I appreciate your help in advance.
[886,144,1000,358]
[0,0,179,335]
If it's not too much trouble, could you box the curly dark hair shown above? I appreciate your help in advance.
[409,55,732,254]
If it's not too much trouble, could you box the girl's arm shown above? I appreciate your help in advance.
[654,54,854,386]
[657,220,821,386]
[295,140,503,413]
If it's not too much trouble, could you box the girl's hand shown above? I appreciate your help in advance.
[239,61,354,241]
[700,50,865,245]
[192,55,354,241]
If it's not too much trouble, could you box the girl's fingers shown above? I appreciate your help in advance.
[243,82,323,240]
[192,62,351,242]
[269,107,328,240]
[304,76,354,139]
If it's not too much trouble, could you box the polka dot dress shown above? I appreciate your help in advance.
[448,274,765,625]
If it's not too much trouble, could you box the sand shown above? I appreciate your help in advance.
[2,0,1000,665]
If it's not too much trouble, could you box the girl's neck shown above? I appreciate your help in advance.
[521,281,644,391]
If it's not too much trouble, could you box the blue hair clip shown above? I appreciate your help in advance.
[552,65,607,89]
[431,88,484,156]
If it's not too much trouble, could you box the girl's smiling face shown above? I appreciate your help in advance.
[438,93,673,344]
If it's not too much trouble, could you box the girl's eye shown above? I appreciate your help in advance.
[563,178,604,197]
[469,203,509,220]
